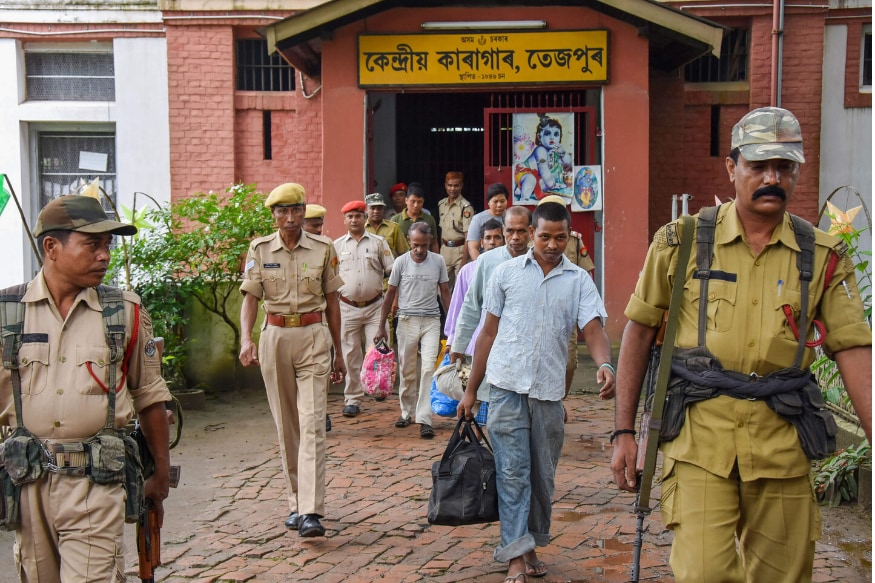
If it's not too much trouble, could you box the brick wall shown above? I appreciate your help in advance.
[166,14,323,203]
[650,8,828,234]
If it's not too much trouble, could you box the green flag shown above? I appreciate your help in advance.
[0,176,10,217]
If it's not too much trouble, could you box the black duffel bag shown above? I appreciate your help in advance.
[427,417,499,526]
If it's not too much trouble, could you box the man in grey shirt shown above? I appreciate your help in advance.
[377,222,451,439]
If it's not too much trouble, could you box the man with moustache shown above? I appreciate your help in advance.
[437,171,474,289]
[457,201,614,583]
[364,192,409,259]
[391,182,439,253]
[333,200,394,418]
[375,222,450,439]
[239,183,346,538]
[610,108,871,582]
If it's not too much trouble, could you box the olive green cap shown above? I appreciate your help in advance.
[33,195,137,237]
[265,183,306,208]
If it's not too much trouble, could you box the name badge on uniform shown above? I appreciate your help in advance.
[263,263,281,269]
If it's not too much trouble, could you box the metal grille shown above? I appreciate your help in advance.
[236,39,295,92]
[684,28,748,83]
[37,131,118,213]
[486,91,599,168]
[25,52,115,101]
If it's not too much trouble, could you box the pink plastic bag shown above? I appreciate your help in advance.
[361,339,395,399]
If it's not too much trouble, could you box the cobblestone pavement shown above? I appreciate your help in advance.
[126,365,869,583]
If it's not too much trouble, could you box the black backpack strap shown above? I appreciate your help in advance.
[693,206,719,346]
[0,283,29,428]
[789,215,815,368]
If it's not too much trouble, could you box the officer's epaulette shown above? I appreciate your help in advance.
[249,233,276,249]
[570,230,582,240]
[656,222,683,248]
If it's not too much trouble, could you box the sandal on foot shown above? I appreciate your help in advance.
[525,559,548,578]
[503,574,528,583]
[394,416,412,428]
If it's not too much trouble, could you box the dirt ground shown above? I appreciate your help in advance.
[0,384,870,581]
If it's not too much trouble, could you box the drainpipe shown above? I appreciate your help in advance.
[771,0,785,106]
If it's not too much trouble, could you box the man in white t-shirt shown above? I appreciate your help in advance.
[376,222,451,439]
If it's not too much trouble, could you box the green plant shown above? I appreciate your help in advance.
[107,183,274,390]
[814,442,871,507]
[811,223,871,418]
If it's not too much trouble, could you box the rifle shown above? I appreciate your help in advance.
[134,392,183,583]
[629,215,693,583]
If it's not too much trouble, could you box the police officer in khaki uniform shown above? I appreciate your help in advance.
[303,204,327,235]
[334,200,394,417]
[239,183,346,538]
[437,171,474,290]
[611,108,872,582]
[365,192,409,258]
[538,195,596,398]
[0,195,171,582]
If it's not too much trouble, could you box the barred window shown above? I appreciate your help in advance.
[37,130,117,213]
[25,50,115,101]
[684,28,749,83]
[236,38,295,92]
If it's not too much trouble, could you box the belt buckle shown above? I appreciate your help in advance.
[356,300,367,307]
[283,314,301,327]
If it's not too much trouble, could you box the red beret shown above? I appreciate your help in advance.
[389,183,407,195]
[341,200,367,214]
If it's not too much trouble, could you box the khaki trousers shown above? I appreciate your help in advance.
[15,474,125,583]
[259,323,330,516]
[440,245,464,290]
[661,458,819,583]
[339,300,383,406]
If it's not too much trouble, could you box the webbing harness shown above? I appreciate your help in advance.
[693,206,836,368]
[0,284,139,434]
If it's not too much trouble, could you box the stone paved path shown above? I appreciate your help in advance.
[133,371,869,583]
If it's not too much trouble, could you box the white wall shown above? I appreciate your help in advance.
[114,37,171,212]
[0,36,171,288]
[0,39,27,287]
[819,24,872,252]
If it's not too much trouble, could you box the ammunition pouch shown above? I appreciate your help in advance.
[3,427,44,486]
[85,429,144,523]
[660,347,837,459]
[0,443,22,532]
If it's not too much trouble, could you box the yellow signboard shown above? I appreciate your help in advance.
[358,30,609,87]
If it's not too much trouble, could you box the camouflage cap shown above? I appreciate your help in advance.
[731,107,805,163]
[365,192,386,207]
[265,183,305,208]
[33,195,137,238]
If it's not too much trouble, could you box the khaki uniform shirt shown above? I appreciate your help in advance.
[626,201,871,480]
[565,230,595,272]
[333,231,394,302]
[240,230,343,314]
[366,220,409,257]
[437,196,474,242]
[391,210,438,239]
[0,272,171,440]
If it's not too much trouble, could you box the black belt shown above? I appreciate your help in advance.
[339,294,382,308]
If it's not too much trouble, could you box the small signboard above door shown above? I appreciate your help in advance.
[358,30,609,87]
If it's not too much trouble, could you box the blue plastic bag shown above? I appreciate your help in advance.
[431,354,458,417]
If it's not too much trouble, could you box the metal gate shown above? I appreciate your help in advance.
[483,91,600,267]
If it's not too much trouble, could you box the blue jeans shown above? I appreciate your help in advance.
[488,385,565,563]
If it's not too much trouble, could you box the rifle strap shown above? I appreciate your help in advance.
[636,214,694,512]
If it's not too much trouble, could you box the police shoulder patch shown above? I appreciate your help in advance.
[144,339,157,358]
